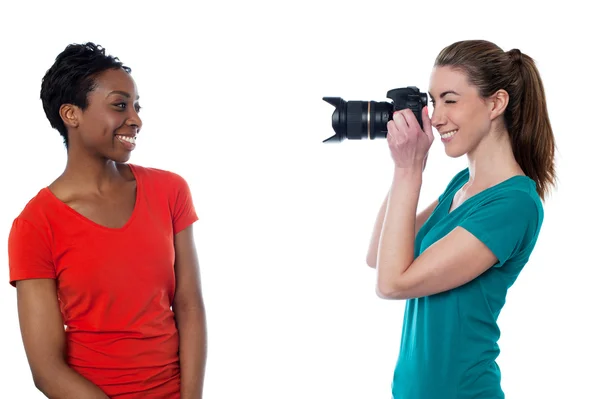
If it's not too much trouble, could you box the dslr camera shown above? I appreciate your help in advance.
[322,86,428,143]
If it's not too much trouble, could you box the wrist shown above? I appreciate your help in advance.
[392,165,423,182]
[389,167,422,203]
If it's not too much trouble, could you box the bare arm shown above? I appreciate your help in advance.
[375,168,498,299]
[16,279,109,399]
[366,190,438,268]
[173,225,207,399]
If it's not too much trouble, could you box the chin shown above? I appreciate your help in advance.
[107,152,132,164]
[444,146,464,158]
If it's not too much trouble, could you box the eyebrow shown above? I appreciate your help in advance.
[428,90,460,98]
[107,90,140,100]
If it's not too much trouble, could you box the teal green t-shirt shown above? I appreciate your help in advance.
[391,168,544,399]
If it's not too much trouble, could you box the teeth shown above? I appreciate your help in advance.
[441,130,457,139]
[116,135,136,144]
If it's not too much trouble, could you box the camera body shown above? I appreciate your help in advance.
[323,86,428,143]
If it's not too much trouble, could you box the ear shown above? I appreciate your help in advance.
[487,89,509,120]
[59,104,80,130]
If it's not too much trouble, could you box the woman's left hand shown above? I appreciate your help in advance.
[386,107,434,170]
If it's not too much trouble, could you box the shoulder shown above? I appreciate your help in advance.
[12,188,55,227]
[9,190,55,251]
[128,163,190,188]
[482,177,542,215]
[469,177,544,236]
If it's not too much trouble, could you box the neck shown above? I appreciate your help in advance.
[61,148,125,193]
[466,128,523,188]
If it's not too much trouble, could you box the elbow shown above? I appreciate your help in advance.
[34,378,47,395]
[366,249,378,268]
[173,290,205,313]
[366,255,376,269]
[173,299,207,326]
[32,365,46,390]
[32,368,54,395]
[376,279,409,300]
[376,282,397,299]
[31,361,67,394]
[173,296,205,314]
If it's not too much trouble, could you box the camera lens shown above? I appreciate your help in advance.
[323,87,427,143]
[322,97,393,143]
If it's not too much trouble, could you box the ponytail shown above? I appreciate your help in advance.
[505,49,556,201]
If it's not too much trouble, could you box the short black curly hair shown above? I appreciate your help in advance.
[40,42,131,148]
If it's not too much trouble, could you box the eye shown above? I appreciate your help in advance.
[114,103,142,113]
[429,99,456,106]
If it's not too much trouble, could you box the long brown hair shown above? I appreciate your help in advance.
[434,40,556,201]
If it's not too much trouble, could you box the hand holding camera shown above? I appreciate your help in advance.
[387,107,434,170]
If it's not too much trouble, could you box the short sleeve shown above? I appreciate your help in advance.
[170,173,199,235]
[8,217,56,287]
[458,191,541,267]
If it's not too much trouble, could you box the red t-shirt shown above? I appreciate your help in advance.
[8,164,198,398]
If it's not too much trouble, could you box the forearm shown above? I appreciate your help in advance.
[176,304,207,399]
[376,167,422,296]
[35,362,109,399]
[366,191,390,268]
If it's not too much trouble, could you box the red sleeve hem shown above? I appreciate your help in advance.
[173,214,199,235]
[9,274,56,287]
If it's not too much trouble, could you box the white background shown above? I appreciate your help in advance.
[1,1,598,398]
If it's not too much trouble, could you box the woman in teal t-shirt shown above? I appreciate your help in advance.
[366,40,556,399]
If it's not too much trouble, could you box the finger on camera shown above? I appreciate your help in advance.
[387,120,399,134]
[422,107,432,133]
[393,110,410,127]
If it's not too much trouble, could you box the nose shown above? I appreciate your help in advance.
[126,110,142,132]
[430,107,445,131]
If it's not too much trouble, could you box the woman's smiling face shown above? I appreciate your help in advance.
[64,67,143,163]
[428,66,494,158]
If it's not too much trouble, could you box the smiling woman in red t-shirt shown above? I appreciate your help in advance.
[8,42,206,399]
